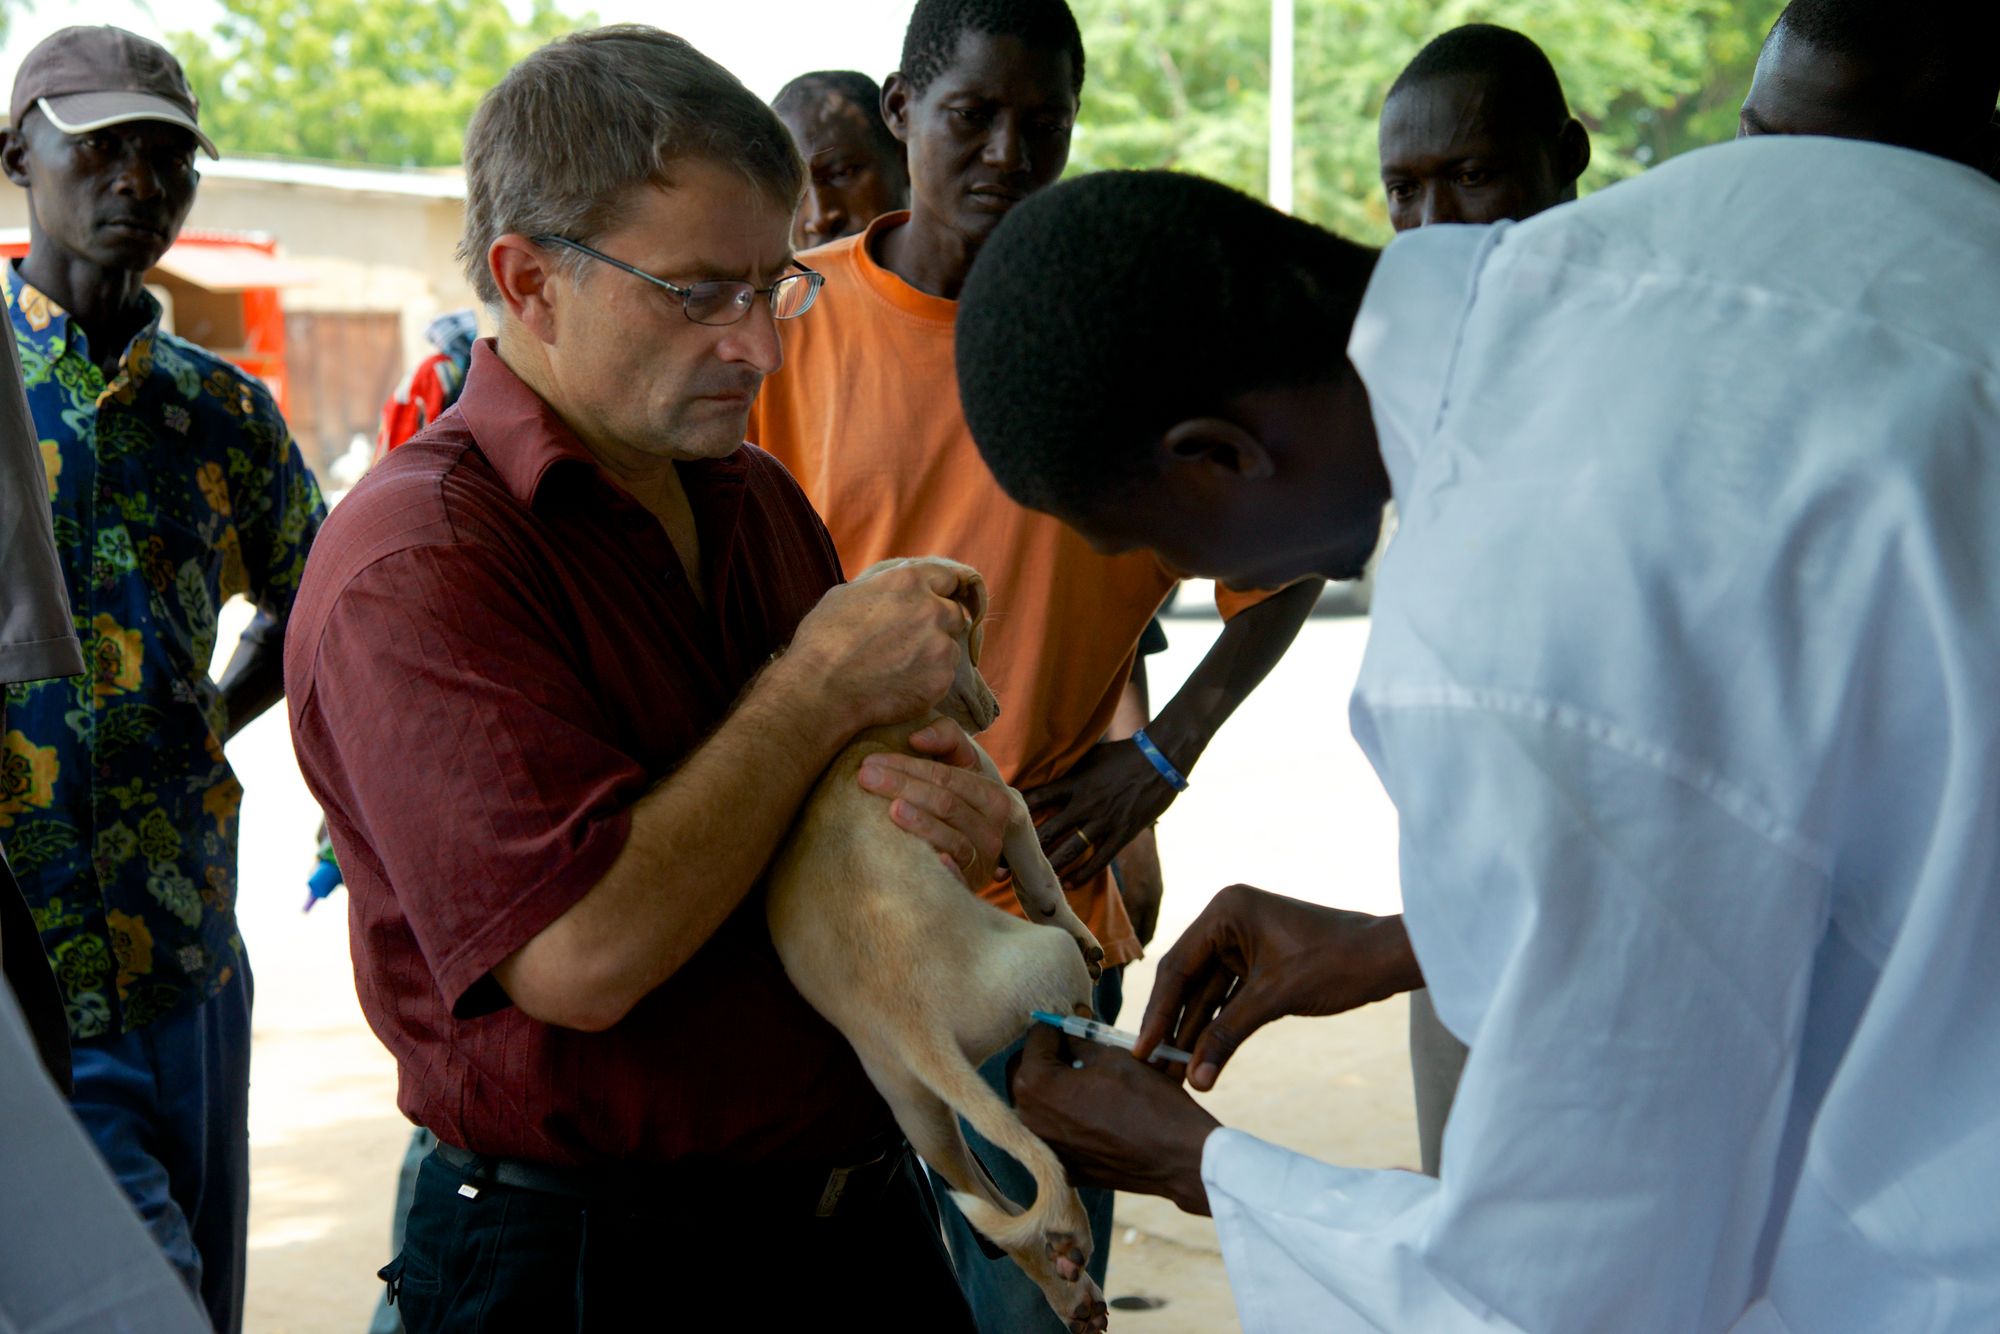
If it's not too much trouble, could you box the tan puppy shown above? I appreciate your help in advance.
[767,557,1109,1329]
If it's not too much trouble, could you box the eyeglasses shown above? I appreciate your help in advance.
[532,234,824,325]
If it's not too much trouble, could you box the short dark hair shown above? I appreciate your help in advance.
[1386,23,1570,134]
[459,26,803,306]
[772,69,900,163]
[898,0,1086,96]
[1771,0,2000,121]
[956,171,1374,515]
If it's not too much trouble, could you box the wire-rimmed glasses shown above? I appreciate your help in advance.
[532,234,824,325]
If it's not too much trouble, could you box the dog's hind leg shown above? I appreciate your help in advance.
[964,741,1104,977]
[905,1038,1092,1277]
[887,1071,1018,1227]
[857,1046,1106,1330]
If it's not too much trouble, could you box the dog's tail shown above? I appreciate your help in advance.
[921,1043,1081,1256]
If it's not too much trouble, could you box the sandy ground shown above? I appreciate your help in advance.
[222,593,1410,1332]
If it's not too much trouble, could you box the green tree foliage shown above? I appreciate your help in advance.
[171,0,586,166]
[1070,0,1787,241]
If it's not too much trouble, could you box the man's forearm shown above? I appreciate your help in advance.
[216,611,287,742]
[1143,579,1321,771]
[1357,912,1426,998]
[495,654,851,1031]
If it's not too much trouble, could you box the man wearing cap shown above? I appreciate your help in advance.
[2,291,213,1334]
[0,26,326,1333]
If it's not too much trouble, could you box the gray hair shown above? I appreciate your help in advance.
[458,25,806,306]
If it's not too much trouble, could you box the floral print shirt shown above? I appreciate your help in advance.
[0,264,325,1038]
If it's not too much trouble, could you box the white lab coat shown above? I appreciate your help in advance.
[1202,137,2000,1332]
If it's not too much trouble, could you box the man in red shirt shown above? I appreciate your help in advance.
[285,27,1013,1330]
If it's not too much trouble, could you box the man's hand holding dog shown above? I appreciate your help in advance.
[779,565,1010,887]
[860,721,1010,888]
[786,562,974,734]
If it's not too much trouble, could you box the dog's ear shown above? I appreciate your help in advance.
[949,567,989,665]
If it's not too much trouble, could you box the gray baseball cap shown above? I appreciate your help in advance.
[10,26,219,160]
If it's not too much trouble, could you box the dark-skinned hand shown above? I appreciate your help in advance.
[1111,825,1165,947]
[1024,738,1181,888]
[1011,1025,1219,1218]
[1136,885,1426,1092]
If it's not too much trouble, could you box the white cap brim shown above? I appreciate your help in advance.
[38,93,219,160]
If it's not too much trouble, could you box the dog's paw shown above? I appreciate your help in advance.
[1032,1230,1106,1330]
[1063,1275,1109,1332]
[1045,1229,1092,1282]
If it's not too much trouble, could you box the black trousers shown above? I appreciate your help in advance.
[388,1145,977,1332]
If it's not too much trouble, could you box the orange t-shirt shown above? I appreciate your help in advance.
[748,212,1266,969]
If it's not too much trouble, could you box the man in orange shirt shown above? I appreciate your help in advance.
[746,1,1317,1326]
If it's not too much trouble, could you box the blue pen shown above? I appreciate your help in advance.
[1030,1010,1195,1064]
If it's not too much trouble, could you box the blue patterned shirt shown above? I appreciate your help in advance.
[0,263,325,1037]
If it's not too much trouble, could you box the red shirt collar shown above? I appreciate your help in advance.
[455,337,750,511]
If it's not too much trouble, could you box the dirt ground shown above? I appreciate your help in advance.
[226,602,1412,1332]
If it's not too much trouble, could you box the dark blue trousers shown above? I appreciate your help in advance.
[69,964,253,1334]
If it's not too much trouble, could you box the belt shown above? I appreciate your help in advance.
[431,1136,908,1219]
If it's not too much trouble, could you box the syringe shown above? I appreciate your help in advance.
[1030,1010,1194,1064]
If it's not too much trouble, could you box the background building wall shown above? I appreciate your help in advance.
[0,157,480,478]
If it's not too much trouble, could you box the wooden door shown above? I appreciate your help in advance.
[284,311,407,479]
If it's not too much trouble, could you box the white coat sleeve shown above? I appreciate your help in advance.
[1202,694,1831,1333]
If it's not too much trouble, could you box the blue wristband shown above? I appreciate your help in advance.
[1132,728,1190,791]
